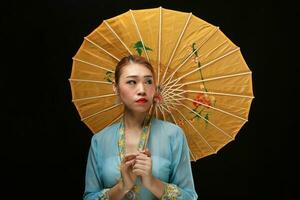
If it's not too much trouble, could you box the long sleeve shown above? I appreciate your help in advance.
[161,127,198,200]
[83,136,110,200]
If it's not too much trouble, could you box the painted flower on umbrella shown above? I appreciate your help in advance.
[193,93,212,108]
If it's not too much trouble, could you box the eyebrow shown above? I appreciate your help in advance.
[125,75,153,78]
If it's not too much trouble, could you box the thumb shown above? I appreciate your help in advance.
[141,148,151,157]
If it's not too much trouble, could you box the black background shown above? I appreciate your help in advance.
[1,0,294,199]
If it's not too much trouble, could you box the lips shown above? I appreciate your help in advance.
[136,98,148,103]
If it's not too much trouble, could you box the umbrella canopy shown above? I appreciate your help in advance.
[69,7,254,161]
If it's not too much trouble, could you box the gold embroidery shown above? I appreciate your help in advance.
[99,188,110,200]
[117,116,152,199]
[161,184,181,200]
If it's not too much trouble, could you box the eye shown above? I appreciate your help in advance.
[145,79,153,84]
[127,80,136,85]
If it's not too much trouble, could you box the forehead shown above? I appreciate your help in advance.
[120,63,153,77]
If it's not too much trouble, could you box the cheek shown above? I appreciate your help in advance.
[119,87,133,100]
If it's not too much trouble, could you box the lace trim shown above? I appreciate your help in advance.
[161,183,181,200]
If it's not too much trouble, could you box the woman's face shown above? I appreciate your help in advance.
[115,63,156,114]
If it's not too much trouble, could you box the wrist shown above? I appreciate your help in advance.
[118,180,130,195]
[144,175,155,189]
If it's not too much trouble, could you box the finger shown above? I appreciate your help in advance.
[136,154,151,161]
[144,149,151,157]
[124,159,135,168]
[133,159,148,166]
[139,149,151,157]
[133,163,148,170]
[124,154,137,161]
[132,169,148,176]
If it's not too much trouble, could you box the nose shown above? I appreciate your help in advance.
[137,83,146,96]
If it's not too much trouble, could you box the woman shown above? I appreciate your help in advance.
[83,55,198,200]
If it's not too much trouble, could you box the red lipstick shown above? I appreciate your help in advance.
[136,98,148,103]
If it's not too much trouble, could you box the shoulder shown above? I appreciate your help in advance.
[91,122,120,145]
[152,118,185,139]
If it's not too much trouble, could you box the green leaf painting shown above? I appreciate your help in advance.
[133,41,152,56]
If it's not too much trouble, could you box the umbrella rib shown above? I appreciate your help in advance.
[169,105,216,154]
[130,9,150,61]
[81,103,122,121]
[72,93,116,102]
[163,47,240,92]
[103,20,133,55]
[158,103,197,161]
[160,12,193,84]
[162,27,219,86]
[72,58,114,73]
[106,113,124,128]
[176,89,254,99]
[157,104,166,121]
[69,78,112,85]
[163,71,252,98]
[181,71,252,86]
[80,49,117,68]
[184,96,247,121]
[84,37,120,61]
[166,92,248,121]
[157,6,162,84]
[161,104,177,125]
[179,103,234,140]
[158,104,198,161]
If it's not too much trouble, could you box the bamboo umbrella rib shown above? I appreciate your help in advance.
[157,6,162,84]
[160,104,197,161]
[163,92,186,102]
[165,91,248,121]
[163,71,252,97]
[164,99,186,105]
[84,37,120,61]
[158,104,172,120]
[129,9,150,61]
[175,89,255,99]
[159,103,171,113]
[162,27,219,86]
[184,96,248,121]
[169,105,216,154]
[81,103,122,121]
[157,104,166,121]
[103,20,133,55]
[162,104,177,125]
[69,78,112,84]
[168,101,211,159]
[163,90,185,99]
[72,58,114,73]
[179,103,234,139]
[72,93,116,102]
[106,114,124,128]
[164,47,240,88]
[201,40,228,60]
[162,91,185,102]
[155,106,158,119]
[80,49,117,68]
[158,103,197,161]
[210,101,250,111]
[180,71,252,86]
[161,12,193,84]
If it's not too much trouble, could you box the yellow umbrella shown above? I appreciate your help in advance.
[69,7,254,161]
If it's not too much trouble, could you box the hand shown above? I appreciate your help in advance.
[120,154,138,192]
[132,149,153,189]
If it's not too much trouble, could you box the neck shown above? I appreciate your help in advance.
[124,109,147,130]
